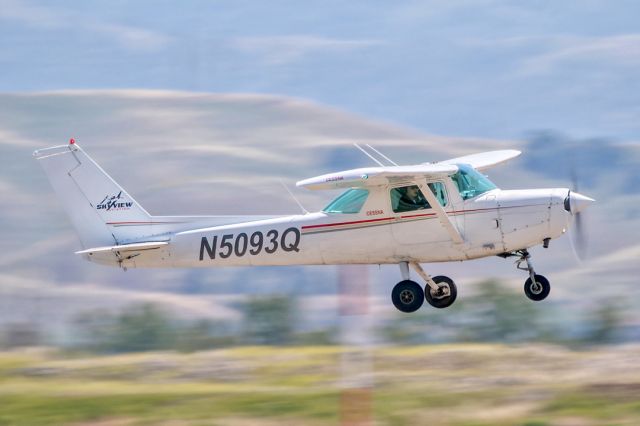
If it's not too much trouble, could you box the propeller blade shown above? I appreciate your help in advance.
[568,168,591,261]
[572,210,588,260]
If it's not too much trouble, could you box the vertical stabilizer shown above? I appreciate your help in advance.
[33,141,151,249]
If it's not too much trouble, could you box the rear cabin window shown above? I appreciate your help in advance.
[323,189,369,214]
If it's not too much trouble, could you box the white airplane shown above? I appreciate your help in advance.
[34,140,594,313]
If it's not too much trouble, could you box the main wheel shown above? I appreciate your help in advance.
[524,274,550,301]
[424,276,457,309]
[391,280,424,313]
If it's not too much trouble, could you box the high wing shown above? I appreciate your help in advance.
[296,164,458,190]
[436,150,521,171]
[297,149,520,190]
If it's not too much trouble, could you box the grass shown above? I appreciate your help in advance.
[0,390,339,425]
[0,345,639,425]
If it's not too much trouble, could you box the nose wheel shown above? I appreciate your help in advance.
[524,274,550,301]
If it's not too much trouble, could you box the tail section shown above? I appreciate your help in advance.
[33,140,151,249]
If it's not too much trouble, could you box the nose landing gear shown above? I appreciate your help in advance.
[515,249,550,301]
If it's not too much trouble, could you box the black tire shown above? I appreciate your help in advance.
[391,280,424,313]
[424,276,457,309]
[524,274,550,301]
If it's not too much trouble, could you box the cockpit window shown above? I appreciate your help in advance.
[451,164,497,200]
[390,182,448,213]
[428,182,448,207]
[391,185,430,212]
[323,188,369,214]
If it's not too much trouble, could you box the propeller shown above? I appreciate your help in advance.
[565,170,595,261]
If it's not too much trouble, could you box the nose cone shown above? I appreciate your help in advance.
[568,191,595,214]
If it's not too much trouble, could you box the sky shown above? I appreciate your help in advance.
[1,0,639,141]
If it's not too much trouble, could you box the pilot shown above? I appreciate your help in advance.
[396,185,430,212]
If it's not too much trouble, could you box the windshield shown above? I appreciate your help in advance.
[451,164,498,200]
[323,188,369,214]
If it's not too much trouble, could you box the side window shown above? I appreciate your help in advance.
[391,185,431,213]
[428,182,448,207]
[390,182,447,213]
[323,188,369,214]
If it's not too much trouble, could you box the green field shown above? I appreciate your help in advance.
[0,345,639,425]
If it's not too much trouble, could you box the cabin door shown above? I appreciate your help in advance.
[389,181,451,245]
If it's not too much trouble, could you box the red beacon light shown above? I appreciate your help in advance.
[69,138,75,145]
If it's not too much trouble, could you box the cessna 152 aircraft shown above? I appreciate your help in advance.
[34,140,594,313]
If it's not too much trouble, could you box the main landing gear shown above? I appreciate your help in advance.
[391,262,458,313]
[500,249,551,301]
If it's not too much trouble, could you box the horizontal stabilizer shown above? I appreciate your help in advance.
[75,241,169,265]
[437,150,521,171]
[75,241,169,255]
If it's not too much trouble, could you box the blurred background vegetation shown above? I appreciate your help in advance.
[2,279,625,353]
[1,281,635,424]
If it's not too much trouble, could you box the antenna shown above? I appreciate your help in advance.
[279,179,309,214]
[353,143,384,167]
[365,144,398,166]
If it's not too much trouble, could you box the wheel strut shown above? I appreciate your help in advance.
[399,261,411,281]
[409,262,440,292]
[515,249,537,284]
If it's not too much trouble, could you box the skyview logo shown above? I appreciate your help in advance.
[96,191,133,211]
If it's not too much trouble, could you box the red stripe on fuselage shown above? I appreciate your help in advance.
[301,205,536,231]
[301,216,394,230]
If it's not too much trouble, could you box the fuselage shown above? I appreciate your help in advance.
[99,182,572,269]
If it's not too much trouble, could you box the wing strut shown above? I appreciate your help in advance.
[279,179,309,214]
[418,180,464,245]
[353,143,385,166]
[365,144,398,166]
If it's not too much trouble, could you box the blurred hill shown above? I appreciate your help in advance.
[0,90,638,342]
